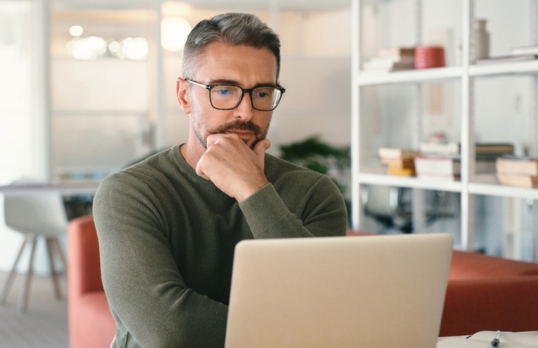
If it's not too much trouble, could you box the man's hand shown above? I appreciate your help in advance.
[195,134,271,202]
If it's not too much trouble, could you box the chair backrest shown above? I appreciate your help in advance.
[3,192,68,235]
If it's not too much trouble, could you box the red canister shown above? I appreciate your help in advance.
[414,46,445,69]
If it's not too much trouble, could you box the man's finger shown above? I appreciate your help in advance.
[206,134,221,148]
[195,160,210,180]
[253,139,271,162]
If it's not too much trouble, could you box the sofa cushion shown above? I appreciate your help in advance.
[441,275,538,336]
[347,230,538,280]
[449,250,538,280]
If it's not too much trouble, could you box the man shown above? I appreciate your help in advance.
[94,12,347,348]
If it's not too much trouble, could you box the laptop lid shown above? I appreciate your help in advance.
[225,233,453,348]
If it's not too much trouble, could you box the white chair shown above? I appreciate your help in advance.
[0,191,68,312]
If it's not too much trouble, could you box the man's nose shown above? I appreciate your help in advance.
[233,91,255,121]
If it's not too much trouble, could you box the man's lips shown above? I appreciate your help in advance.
[226,130,253,138]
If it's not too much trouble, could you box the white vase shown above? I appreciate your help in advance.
[473,19,490,60]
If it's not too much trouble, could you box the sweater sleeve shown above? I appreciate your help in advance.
[238,175,347,239]
[93,174,228,348]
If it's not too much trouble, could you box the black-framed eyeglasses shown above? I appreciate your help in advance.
[183,78,285,111]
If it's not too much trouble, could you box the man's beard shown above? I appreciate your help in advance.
[194,119,269,150]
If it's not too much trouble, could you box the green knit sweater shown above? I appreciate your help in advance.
[93,145,347,348]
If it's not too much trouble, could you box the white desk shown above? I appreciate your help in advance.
[0,181,100,195]
[438,331,538,346]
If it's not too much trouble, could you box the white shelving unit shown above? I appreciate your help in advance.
[351,0,538,251]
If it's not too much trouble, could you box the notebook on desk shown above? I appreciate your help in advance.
[225,233,453,348]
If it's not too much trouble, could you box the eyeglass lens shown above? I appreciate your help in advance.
[210,86,281,111]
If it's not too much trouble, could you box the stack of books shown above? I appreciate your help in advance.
[496,157,538,188]
[419,142,515,157]
[415,142,514,181]
[377,147,419,176]
[414,156,461,181]
[363,47,415,72]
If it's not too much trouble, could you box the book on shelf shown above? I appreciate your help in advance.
[380,156,416,177]
[415,156,496,176]
[414,156,460,175]
[367,56,415,65]
[377,47,415,58]
[416,173,460,181]
[363,59,415,72]
[497,173,538,188]
[387,165,415,177]
[511,45,538,56]
[378,147,420,160]
[363,47,416,72]
[419,142,514,156]
[496,157,538,176]
[380,157,415,168]
[419,142,460,155]
[474,54,538,65]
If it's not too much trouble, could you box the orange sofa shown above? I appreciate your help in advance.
[441,251,538,336]
[68,218,538,345]
[347,230,538,336]
[68,216,115,348]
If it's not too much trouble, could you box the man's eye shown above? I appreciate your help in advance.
[214,87,236,96]
[254,88,273,98]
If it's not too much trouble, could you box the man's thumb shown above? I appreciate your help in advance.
[253,139,271,158]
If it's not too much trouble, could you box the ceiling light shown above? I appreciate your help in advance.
[161,17,191,52]
[122,37,148,60]
[69,25,84,37]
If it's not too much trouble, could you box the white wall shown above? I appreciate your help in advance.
[0,2,39,185]
[51,59,151,177]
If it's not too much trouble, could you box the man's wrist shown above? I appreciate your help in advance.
[236,180,269,202]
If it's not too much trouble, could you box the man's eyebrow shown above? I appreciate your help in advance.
[208,79,278,87]
[207,79,239,85]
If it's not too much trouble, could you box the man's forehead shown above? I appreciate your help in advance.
[194,42,278,83]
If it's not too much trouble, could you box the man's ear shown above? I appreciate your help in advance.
[176,78,192,114]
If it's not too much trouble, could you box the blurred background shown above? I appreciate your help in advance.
[0,0,352,186]
[0,1,352,346]
[1,0,537,346]
[0,0,352,267]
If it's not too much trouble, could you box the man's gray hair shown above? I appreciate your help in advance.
[182,13,281,80]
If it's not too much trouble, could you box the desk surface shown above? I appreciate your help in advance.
[0,182,100,195]
[438,331,538,342]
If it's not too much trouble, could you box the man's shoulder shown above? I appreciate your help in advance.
[125,146,178,173]
[98,146,184,193]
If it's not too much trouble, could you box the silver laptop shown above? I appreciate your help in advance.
[225,233,453,348]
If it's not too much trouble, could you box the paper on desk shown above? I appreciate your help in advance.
[437,331,538,348]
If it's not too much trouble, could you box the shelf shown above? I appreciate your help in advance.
[358,173,463,192]
[470,60,538,78]
[358,173,538,199]
[357,66,462,86]
[351,0,538,250]
[356,61,538,86]
[470,183,538,199]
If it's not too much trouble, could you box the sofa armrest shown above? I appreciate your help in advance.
[68,216,104,297]
[440,276,538,337]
